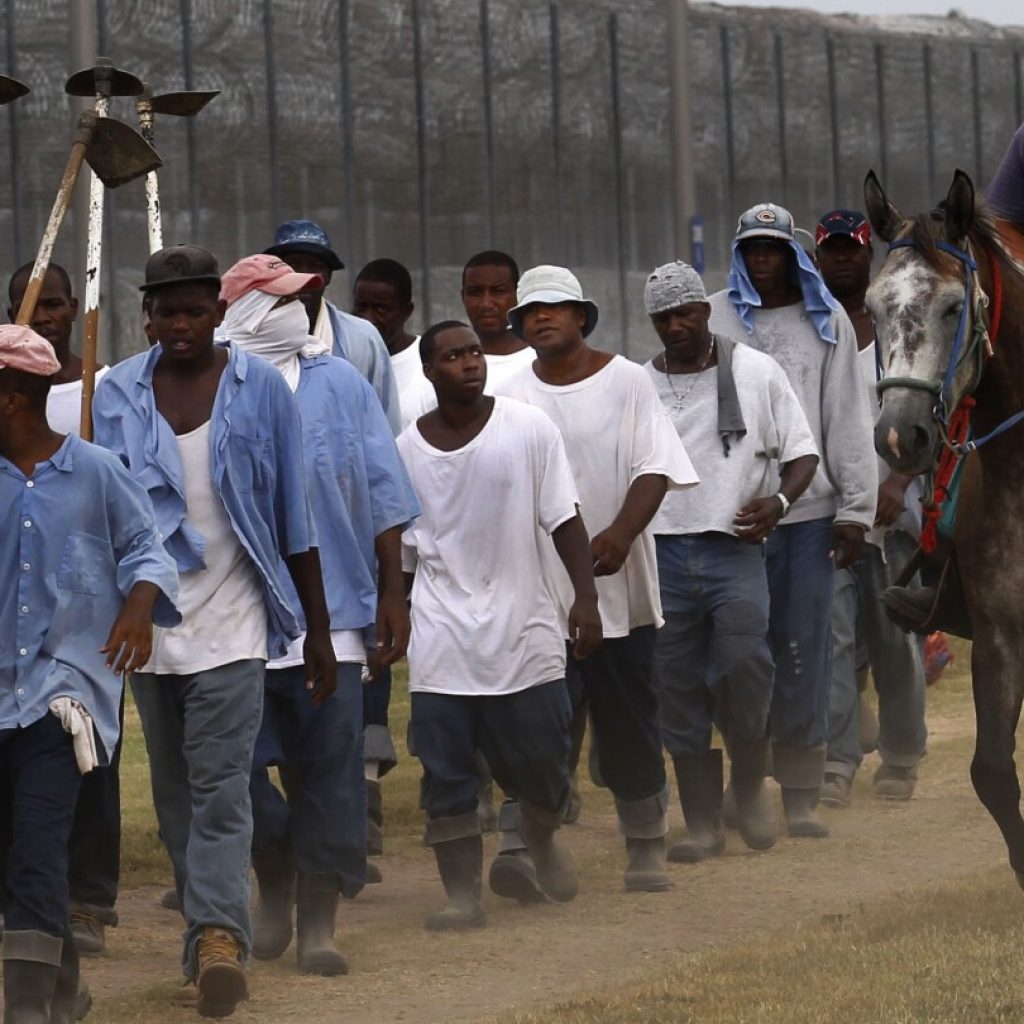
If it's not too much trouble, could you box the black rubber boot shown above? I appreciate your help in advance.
[773,743,829,839]
[366,779,384,856]
[49,926,91,1024]
[425,835,486,931]
[2,959,57,1024]
[295,873,348,976]
[488,801,547,906]
[251,847,294,961]
[669,751,726,863]
[729,737,778,851]
[518,803,579,903]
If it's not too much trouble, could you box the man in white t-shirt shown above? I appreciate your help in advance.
[399,320,601,930]
[497,265,699,893]
[7,262,115,958]
[643,261,818,862]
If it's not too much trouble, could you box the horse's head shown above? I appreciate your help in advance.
[864,169,982,475]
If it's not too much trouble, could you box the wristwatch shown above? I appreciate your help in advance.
[774,492,791,518]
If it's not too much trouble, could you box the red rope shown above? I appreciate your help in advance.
[918,251,1002,554]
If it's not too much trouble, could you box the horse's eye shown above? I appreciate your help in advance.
[942,302,963,320]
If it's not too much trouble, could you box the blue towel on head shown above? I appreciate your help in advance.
[726,238,842,344]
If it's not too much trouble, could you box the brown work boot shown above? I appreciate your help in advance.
[873,763,917,801]
[820,772,852,809]
[69,909,104,957]
[195,927,247,1019]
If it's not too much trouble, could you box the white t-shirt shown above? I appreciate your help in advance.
[398,397,579,696]
[46,366,110,435]
[391,338,427,431]
[645,344,818,536]
[144,420,268,675]
[497,355,699,637]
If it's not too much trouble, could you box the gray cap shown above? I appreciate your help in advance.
[735,202,795,242]
[644,260,707,315]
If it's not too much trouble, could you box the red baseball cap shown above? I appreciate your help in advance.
[0,325,61,377]
[220,253,324,306]
[815,210,872,247]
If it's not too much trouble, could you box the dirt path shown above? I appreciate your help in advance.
[87,682,1005,1024]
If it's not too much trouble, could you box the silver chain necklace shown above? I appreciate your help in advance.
[665,338,715,411]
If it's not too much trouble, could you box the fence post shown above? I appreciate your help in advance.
[338,0,357,270]
[721,24,736,221]
[668,0,697,263]
[411,0,431,323]
[923,43,936,202]
[874,42,888,185]
[549,3,564,263]
[180,0,200,238]
[4,0,22,265]
[262,0,282,230]
[774,32,789,207]
[480,0,496,247]
[826,35,841,206]
[970,48,983,183]
[609,13,629,357]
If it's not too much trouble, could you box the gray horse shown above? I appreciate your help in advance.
[865,168,1024,886]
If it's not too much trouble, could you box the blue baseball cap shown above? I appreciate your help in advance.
[264,219,344,270]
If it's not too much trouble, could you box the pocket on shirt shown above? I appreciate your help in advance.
[57,531,111,596]
[228,434,272,492]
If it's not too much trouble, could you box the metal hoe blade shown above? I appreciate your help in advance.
[65,57,144,98]
[0,74,29,105]
[150,89,219,117]
[84,117,162,188]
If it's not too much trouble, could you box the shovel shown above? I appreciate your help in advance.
[0,74,30,105]
[66,58,145,438]
[136,87,219,252]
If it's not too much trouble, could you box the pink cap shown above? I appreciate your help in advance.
[219,253,324,306]
[0,325,61,377]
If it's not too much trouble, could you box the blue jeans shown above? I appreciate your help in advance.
[0,714,82,943]
[363,663,397,776]
[765,517,835,750]
[131,659,265,979]
[654,534,774,758]
[827,532,927,780]
[411,680,572,841]
[250,663,366,897]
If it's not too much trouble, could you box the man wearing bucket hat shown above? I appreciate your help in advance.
[265,219,401,434]
[92,244,336,1017]
[219,253,418,973]
[0,324,179,1023]
[708,204,876,839]
[643,260,819,861]
[497,265,699,892]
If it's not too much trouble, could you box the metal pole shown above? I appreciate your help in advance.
[826,35,841,206]
[774,32,789,207]
[609,13,629,357]
[971,48,983,183]
[180,0,200,238]
[263,0,282,230]
[412,0,431,322]
[96,0,118,361]
[5,0,22,265]
[549,3,564,263]
[720,24,736,219]
[668,0,697,262]
[1016,50,1023,128]
[923,43,936,202]
[339,0,357,270]
[480,0,496,246]
[69,0,97,309]
[874,42,888,185]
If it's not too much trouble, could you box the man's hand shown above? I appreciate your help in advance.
[367,592,410,681]
[874,472,912,529]
[591,526,631,576]
[302,627,338,706]
[734,496,785,545]
[830,523,866,570]
[568,594,602,660]
[101,581,159,674]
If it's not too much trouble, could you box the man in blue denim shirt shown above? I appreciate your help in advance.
[219,254,418,976]
[0,324,179,1023]
[92,245,336,1019]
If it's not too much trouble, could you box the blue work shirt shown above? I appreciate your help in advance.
[326,301,402,436]
[92,342,316,660]
[285,355,419,636]
[0,434,180,760]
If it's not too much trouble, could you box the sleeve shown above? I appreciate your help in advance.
[987,123,1024,223]
[395,434,421,574]
[819,311,878,529]
[768,362,819,465]
[629,368,700,492]
[357,319,403,436]
[91,374,131,468]
[267,372,318,556]
[534,414,581,535]
[357,376,422,537]
[105,458,181,628]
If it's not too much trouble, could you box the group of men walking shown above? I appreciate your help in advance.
[2,197,935,1022]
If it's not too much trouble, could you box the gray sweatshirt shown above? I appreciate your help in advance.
[708,292,877,530]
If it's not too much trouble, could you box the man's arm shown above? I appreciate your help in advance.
[590,474,667,577]
[875,471,914,528]
[286,548,337,705]
[368,525,410,679]
[551,513,602,659]
[734,455,819,544]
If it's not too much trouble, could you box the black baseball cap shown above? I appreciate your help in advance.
[139,244,222,292]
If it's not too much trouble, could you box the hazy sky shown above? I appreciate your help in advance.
[708,0,1022,26]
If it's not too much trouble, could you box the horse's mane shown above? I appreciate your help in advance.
[906,200,1023,287]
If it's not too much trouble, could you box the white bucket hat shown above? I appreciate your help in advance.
[507,264,599,339]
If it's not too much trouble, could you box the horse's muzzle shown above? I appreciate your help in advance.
[874,396,940,476]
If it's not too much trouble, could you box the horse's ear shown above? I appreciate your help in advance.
[943,169,975,243]
[864,170,902,243]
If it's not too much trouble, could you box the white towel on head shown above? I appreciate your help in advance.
[49,697,99,774]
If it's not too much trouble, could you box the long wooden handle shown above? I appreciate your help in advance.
[79,306,99,441]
